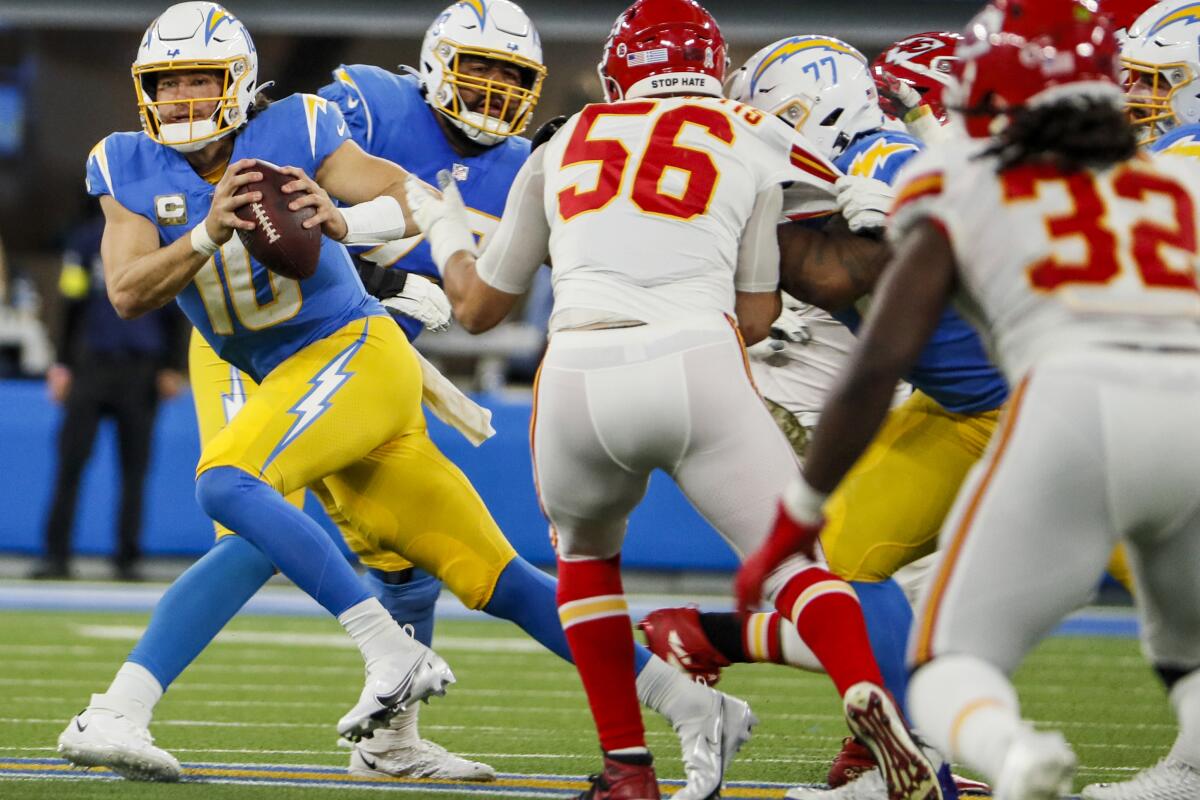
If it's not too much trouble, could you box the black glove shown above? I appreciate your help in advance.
[531,115,568,151]
[354,256,409,300]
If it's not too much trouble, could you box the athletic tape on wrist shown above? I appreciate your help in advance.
[190,223,220,258]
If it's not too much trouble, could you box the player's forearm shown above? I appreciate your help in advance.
[443,252,506,333]
[803,362,898,493]
[107,236,209,319]
[777,219,890,312]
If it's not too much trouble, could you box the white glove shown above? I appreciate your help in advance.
[381,274,452,332]
[404,170,476,274]
[835,175,896,234]
[745,304,812,359]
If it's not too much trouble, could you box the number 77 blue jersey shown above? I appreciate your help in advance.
[834,128,1010,414]
[85,93,385,383]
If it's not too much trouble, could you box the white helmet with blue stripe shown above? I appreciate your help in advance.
[133,2,260,153]
[726,35,884,159]
[1122,0,1200,143]
[419,0,546,147]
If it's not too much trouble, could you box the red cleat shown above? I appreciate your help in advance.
[579,755,660,799]
[828,736,878,788]
[637,607,731,686]
[826,736,993,795]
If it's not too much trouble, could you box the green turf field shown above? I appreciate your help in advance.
[0,607,1174,798]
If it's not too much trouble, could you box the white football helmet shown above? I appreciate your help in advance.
[132,2,259,152]
[1122,0,1200,143]
[419,0,546,147]
[726,35,883,160]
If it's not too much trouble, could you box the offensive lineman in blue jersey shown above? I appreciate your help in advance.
[60,4,745,793]
[638,36,1011,799]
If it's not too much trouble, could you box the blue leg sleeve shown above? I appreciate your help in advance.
[851,578,914,714]
[482,557,653,673]
[362,568,441,647]
[195,467,369,616]
[128,535,274,689]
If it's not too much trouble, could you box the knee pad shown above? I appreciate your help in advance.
[195,466,258,523]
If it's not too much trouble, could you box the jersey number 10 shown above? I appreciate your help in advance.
[557,102,733,222]
[194,235,303,334]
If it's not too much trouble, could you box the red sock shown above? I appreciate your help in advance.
[742,611,784,663]
[775,565,883,696]
[557,554,645,752]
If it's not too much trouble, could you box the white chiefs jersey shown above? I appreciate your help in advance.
[890,140,1200,381]
[535,95,838,329]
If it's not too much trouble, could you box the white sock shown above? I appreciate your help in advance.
[609,746,650,758]
[1169,669,1200,770]
[337,597,416,671]
[93,662,163,729]
[363,705,420,750]
[636,655,711,723]
[779,619,823,672]
[908,654,1021,781]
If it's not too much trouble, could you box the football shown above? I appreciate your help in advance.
[234,160,321,281]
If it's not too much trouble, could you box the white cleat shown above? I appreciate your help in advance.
[786,767,889,800]
[337,648,455,743]
[1081,757,1200,800]
[843,682,941,800]
[995,729,1075,800]
[670,689,757,800]
[348,731,496,781]
[57,706,181,782]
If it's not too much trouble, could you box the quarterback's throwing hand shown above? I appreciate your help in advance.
[381,274,453,332]
[734,503,825,617]
[404,171,476,275]
[835,175,896,235]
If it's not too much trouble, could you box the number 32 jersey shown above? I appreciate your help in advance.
[85,94,384,383]
[890,139,1200,382]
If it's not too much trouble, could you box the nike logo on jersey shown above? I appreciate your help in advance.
[346,95,360,109]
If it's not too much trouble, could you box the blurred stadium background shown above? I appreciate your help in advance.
[0,0,983,573]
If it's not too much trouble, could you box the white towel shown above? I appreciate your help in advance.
[415,349,495,446]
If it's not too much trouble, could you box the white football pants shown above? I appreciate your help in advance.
[909,347,1200,674]
[532,316,803,581]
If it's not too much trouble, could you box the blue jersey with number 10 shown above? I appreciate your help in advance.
[85,94,385,383]
[834,129,1010,414]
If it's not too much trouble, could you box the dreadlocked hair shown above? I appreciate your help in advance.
[980,94,1137,173]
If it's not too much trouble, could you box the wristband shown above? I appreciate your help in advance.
[340,195,409,245]
[190,223,220,258]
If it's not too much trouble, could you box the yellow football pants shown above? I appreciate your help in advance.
[819,390,1133,592]
[188,322,515,608]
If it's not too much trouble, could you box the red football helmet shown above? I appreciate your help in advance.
[872,32,963,122]
[952,0,1123,138]
[1098,0,1159,38]
[598,0,727,102]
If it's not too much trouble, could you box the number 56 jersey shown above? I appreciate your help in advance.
[517,96,836,329]
[85,94,384,383]
[890,140,1200,383]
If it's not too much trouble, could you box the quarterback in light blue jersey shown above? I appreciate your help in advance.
[61,4,743,793]
[61,0,472,775]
